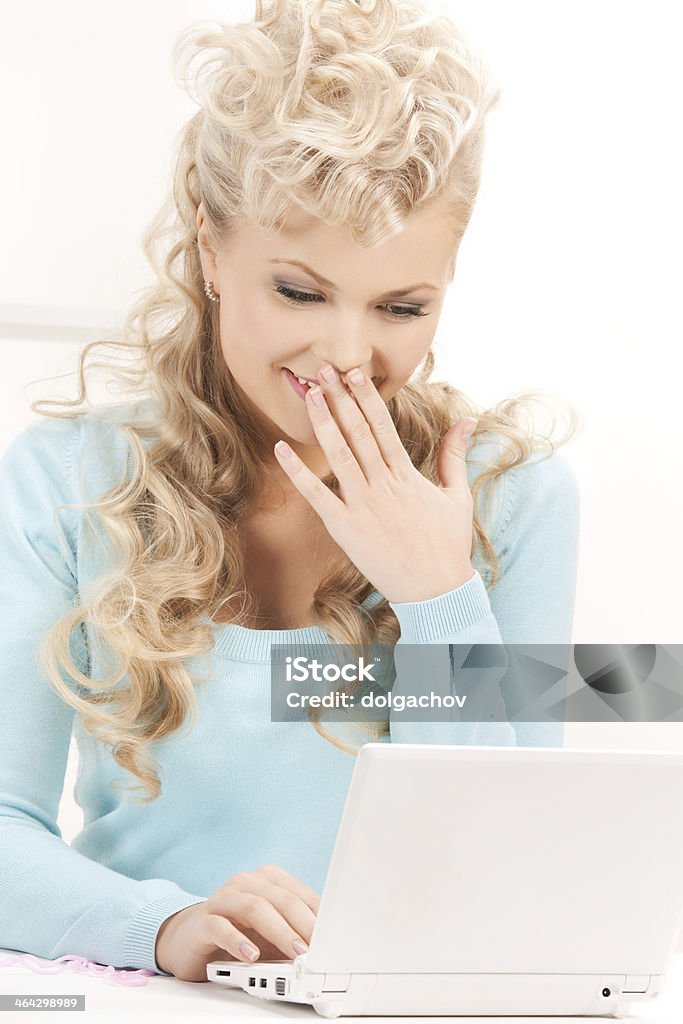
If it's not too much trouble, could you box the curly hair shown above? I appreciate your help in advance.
[32,0,578,803]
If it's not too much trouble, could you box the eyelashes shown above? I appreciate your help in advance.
[273,283,430,321]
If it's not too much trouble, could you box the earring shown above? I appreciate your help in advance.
[204,279,220,303]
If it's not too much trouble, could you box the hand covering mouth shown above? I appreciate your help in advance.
[285,368,320,385]
[285,367,381,389]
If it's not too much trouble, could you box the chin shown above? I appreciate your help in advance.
[278,418,321,447]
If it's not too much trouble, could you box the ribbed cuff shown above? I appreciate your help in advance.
[124,891,208,975]
[388,569,492,643]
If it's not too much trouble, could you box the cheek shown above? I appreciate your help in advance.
[388,335,433,376]
[218,301,289,367]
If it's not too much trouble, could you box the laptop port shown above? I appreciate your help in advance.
[216,970,231,976]
[248,977,256,987]
[275,977,287,996]
[259,978,267,988]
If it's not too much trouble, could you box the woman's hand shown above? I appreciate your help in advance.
[274,366,477,603]
[155,864,320,982]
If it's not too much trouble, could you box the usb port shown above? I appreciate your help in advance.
[216,969,231,976]
[248,977,256,987]
[259,978,267,988]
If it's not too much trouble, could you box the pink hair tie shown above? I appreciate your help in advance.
[0,953,156,987]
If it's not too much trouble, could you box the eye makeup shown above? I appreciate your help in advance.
[273,283,430,321]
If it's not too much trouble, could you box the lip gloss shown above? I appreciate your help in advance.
[282,367,313,401]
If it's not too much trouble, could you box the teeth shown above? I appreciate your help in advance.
[285,368,319,386]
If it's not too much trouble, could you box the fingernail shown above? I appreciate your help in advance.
[348,368,364,386]
[309,387,326,408]
[275,441,292,459]
[460,418,478,440]
[292,940,309,955]
[319,365,337,383]
[239,942,259,960]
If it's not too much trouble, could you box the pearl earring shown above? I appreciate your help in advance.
[204,280,220,303]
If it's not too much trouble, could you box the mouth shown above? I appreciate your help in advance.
[283,367,354,401]
[283,367,381,390]
[284,368,320,387]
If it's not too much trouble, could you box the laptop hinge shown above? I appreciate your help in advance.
[622,974,650,994]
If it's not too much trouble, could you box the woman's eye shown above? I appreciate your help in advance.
[385,304,429,320]
[275,284,323,304]
[273,284,429,320]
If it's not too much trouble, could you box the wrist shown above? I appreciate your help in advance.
[388,566,475,604]
[155,905,192,974]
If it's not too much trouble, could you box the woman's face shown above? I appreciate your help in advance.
[197,198,457,480]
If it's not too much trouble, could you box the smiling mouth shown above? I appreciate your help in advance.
[284,367,381,389]
[285,369,320,386]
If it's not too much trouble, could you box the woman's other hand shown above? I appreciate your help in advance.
[155,863,320,982]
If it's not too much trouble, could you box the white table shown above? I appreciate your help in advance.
[1,949,682,1022]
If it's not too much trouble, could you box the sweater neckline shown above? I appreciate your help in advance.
[202,591,384,662]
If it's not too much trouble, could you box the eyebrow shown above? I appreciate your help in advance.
[267,258,439,298]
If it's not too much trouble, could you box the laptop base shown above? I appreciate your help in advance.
[206,958,662,1018]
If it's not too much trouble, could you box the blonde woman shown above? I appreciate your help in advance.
[0,0,579,984]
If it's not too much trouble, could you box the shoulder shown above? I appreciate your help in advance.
[466,431,580,571]
[0,414,82,512]
[2,411,79,468]
[0,397,156,506]
[73,397,156,500]
[0,416,84,561]
[495,446,579,540]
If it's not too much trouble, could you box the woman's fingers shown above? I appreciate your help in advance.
[275,365,417,511]
[311,367,387,483]
[274,439,349,527]
[318,365,414,477]
[155,865,323,980]
[227,875,317,944]
[304,383,368,501]
[206,864,322,961]
[256,863,322,915]
[210,889,311,959]
[203,912,263,962]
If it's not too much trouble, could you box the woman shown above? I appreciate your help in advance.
[0,0,579,984]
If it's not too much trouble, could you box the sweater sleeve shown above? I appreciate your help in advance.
[387,447,580,749]
[0,416,206,975]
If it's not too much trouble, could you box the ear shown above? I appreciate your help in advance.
[196,202,218,281]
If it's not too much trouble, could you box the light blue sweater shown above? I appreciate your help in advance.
[0,402,579,975]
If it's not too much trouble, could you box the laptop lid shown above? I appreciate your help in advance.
[305,744,683,978]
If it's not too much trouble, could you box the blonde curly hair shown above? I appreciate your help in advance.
[32,0,577,802]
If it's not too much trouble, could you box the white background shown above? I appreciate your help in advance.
[1,0,682,939]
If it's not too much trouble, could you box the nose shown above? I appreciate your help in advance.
[312,322,375,384]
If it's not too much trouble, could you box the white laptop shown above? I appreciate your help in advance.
[207,743,683,1017]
